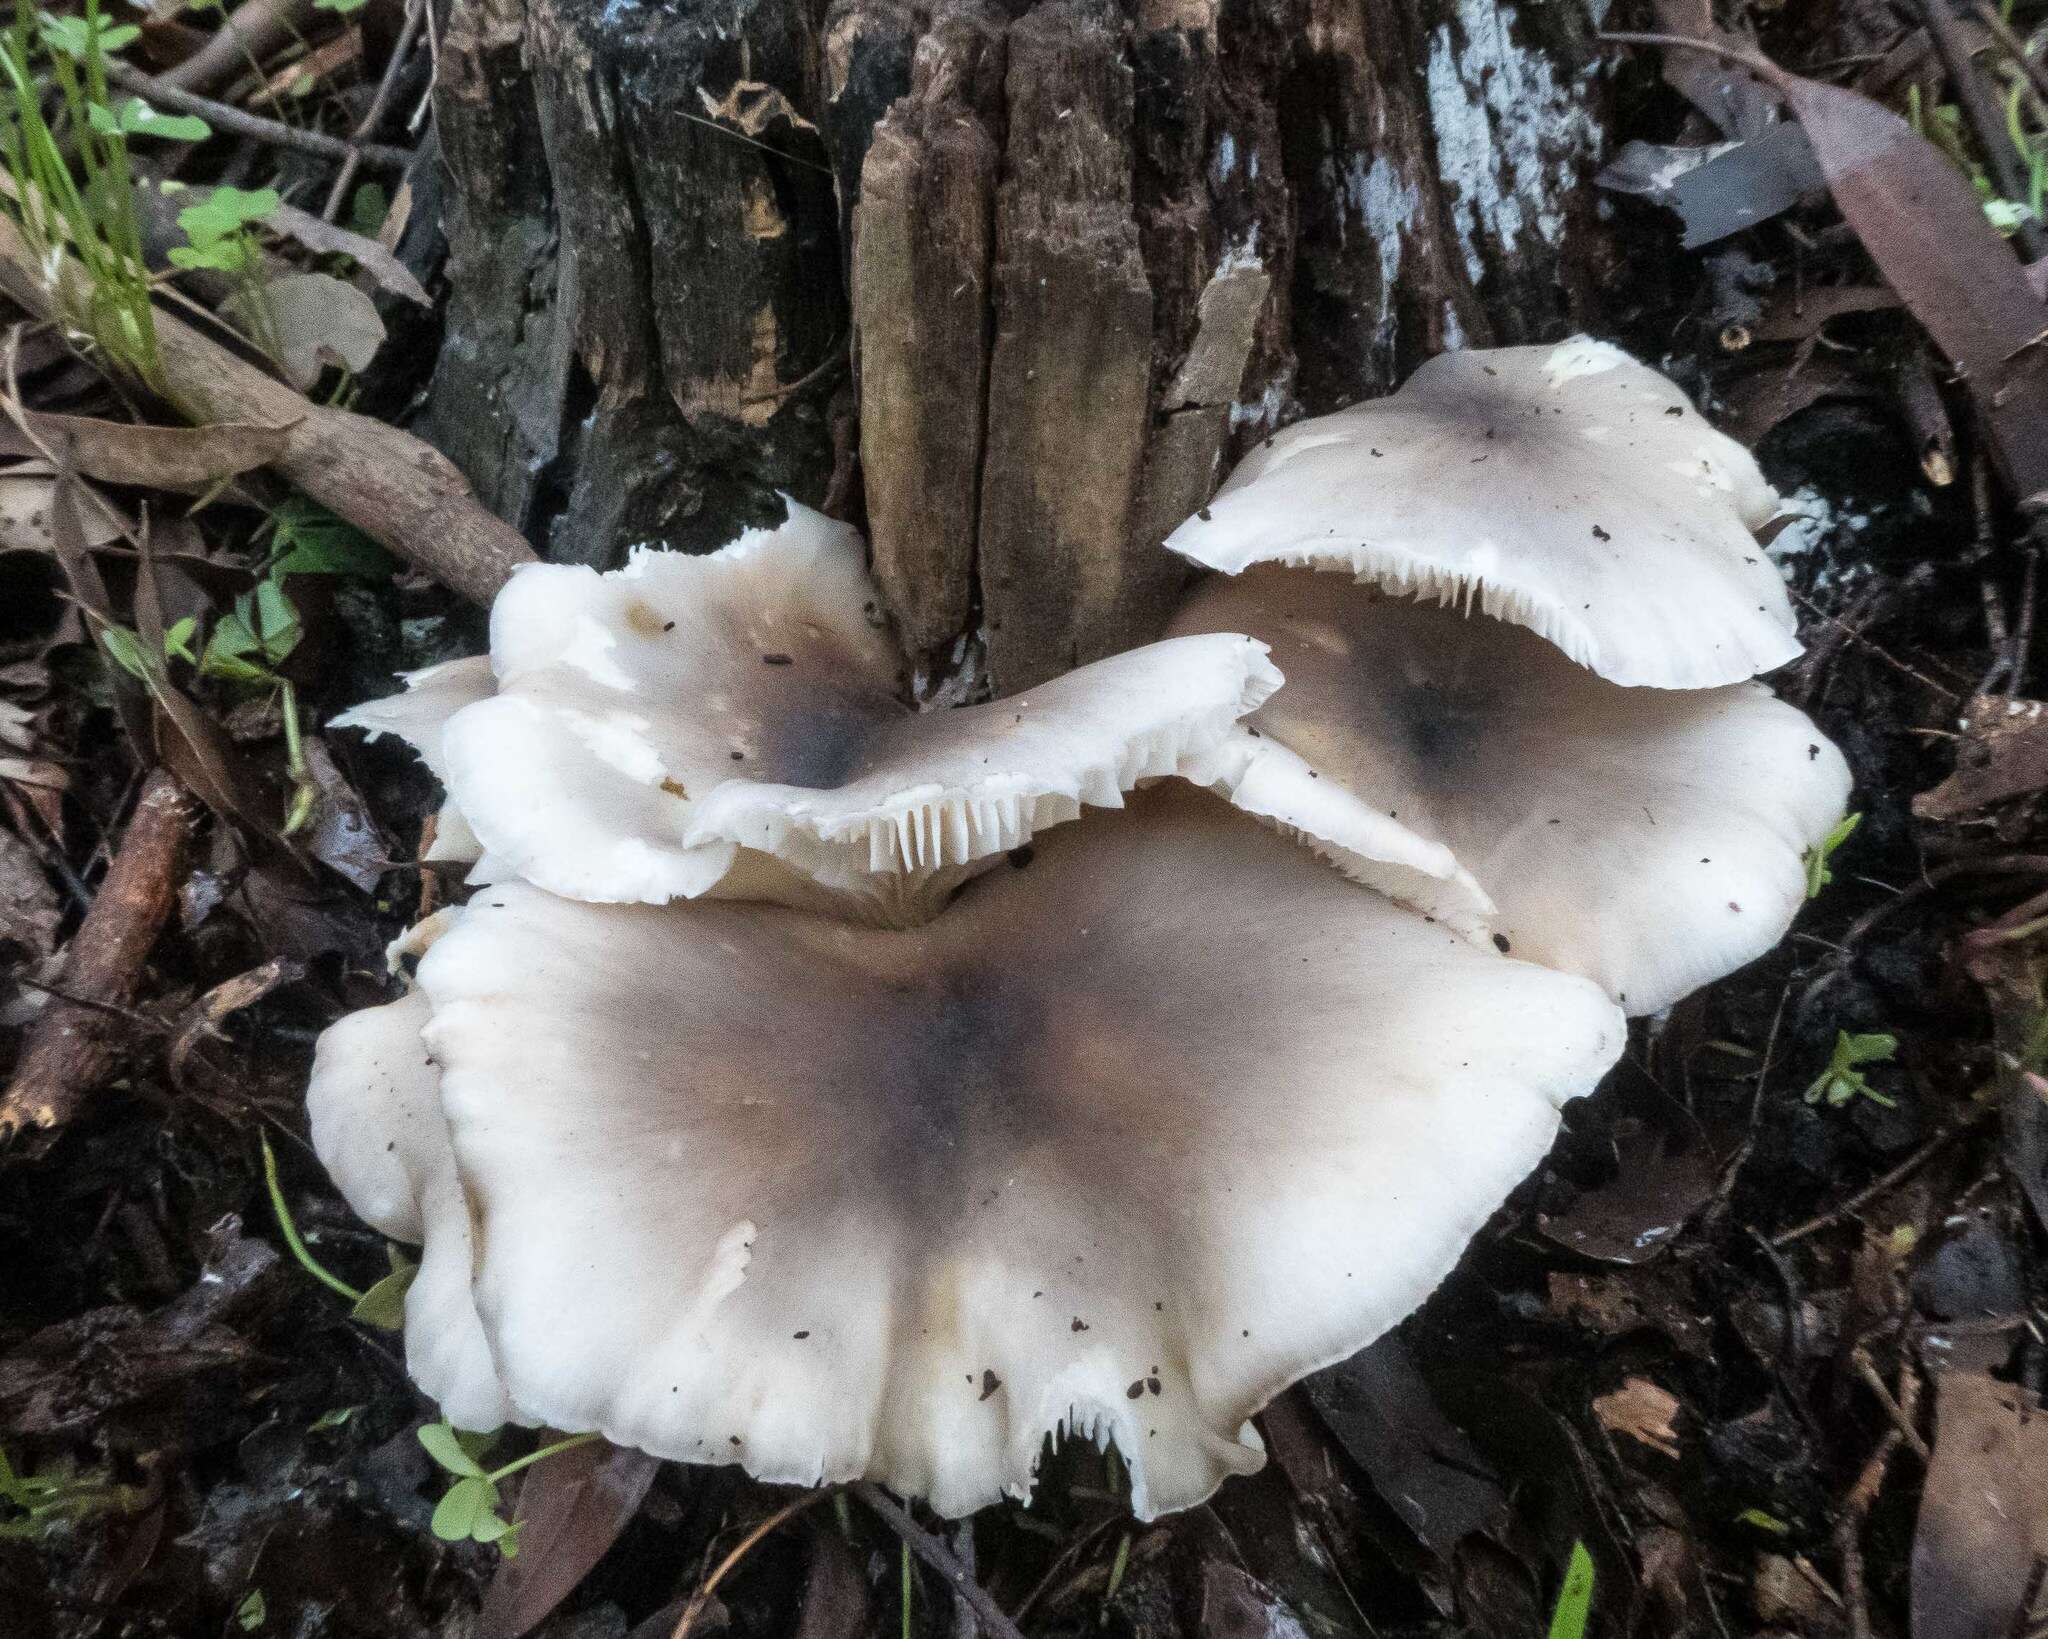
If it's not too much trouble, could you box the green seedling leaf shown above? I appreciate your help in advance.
[98,624,156,683]
[314,0,371,13]
[431,1475,493,1542]
[163,616,198,665]
[307,1406,357,1433]
[1736,1507,1792,1534]
[267,500,391,579]
[200,581,302,684]
[471,1506,521,1557]
[1804,1029,1899,1108]
[348,1256,416,1331]
[418,1421,489,1479]
[1546,1541,1595,1639]
[1803,811,1861,898]
[177,186,279,246]
[39,14,140,58]
[89,97,211,142]
[349,183,390,239]
[235,1588,266,1630]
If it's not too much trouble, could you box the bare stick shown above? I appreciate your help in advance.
[323,0,428,220]
[0,769,197,1138]
[0,214,538,605]
[106,60,413,172]
[161,0,316,96]
[851,1483,1028,1639]
[672,1490,829,1639]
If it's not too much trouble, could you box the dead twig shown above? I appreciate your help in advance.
[1770,1115,1990,1246]
[1851,1348,1930,1462]
[672,1490,829,1639]
[105,61,412,172]
[851,1482,1029,1639]
[0,213,537,606]
[322,0,429,221]
[0,769,198,1141]
[161,0,318,96]
[1910,0,2048,261]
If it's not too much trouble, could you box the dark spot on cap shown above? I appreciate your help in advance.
[980,1370,1002,1402]
[762,653,793,666]
[662,620,677,632]
[730,750,745,760]
[1492,933,1511,954]
[1127,1380,1145,1399]
[1197,507,1213,522]
[1664,405,1683,416]
[1370,448,1384,458]
[1071,1317,1090,1333]
[1032,1291,1043,1299]
[1591,525,1611,541]
[1728,901,1742,912]
[793,1330,810,1339]
[1147,1376,1162,1395]
[729,1435,742,1446]
[1807,745,1819,760]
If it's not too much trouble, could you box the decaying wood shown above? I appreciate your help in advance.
[427,0,1614,686]
[0,213,538,607]
[852,17,1000,664]
[0,770,197,1140]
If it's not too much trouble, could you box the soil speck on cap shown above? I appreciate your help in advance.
[1071,1317,1090,1332]
[1493,934,1511,953]
[762,653,793,666]
[980,1371,1002,1401]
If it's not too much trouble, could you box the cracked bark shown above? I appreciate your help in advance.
[425,0,1614,689]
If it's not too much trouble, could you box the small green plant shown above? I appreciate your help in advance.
[98,504,389,834]
[1735,1506,1792,1535]
[234,1589,266,1630]
[1545,1541,1595,1639]
[0,1447,146,1537]
[0,0,162,380]
[259,1131,416,1328]
[1803,811,1861,899]
[167,183,279,274]
[1805,1030,1899,1109]
[417,1422,601,1558]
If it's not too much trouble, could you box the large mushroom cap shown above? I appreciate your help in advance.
[348,503,1279,920]
[418,786,1623,1519]
[331,656,494,864]
[306,979,520,1432]
[1164,338,1799,689]
[1172,569,1852,1014]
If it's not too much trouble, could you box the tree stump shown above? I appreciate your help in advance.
[424,0,1617,691]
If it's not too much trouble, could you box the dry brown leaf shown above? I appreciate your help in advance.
[264,201,432,308]
[0,412,291,492]
[1915,695,2048,819]
[1619,29,2048,508]
[1911,1370,2048,1639]
[226,273,387,392]
[1593,1376,1683,1459]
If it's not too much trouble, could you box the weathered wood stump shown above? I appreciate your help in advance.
[424,0,1616,690]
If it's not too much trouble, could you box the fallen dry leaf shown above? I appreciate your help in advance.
[264,202,432,308]
[476,1440,660,1639]
[1621,29,2048,509]
[0,411,291,491]
[1915,695,2048,819]
[1593,1376,1683,1459]
[1911,1369,2048,1639]
[227,272,387,392]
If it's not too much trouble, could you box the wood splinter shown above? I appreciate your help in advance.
[1,769,198,1141]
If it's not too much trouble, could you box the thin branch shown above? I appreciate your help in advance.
[322,0,428,220]
[105,60,413,172]
[851,1483,1028,1639]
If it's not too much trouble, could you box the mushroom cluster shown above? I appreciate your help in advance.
[308,338,1847,1520]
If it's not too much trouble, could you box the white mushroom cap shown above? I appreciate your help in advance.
[1172,570,1852,1014]
[331,656,494,864]
[417,786,1624,1519]
[425,503,1279,918]
[1179,728,1496,939]
[1164,337,1798,689]
[306,976,521,1432]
